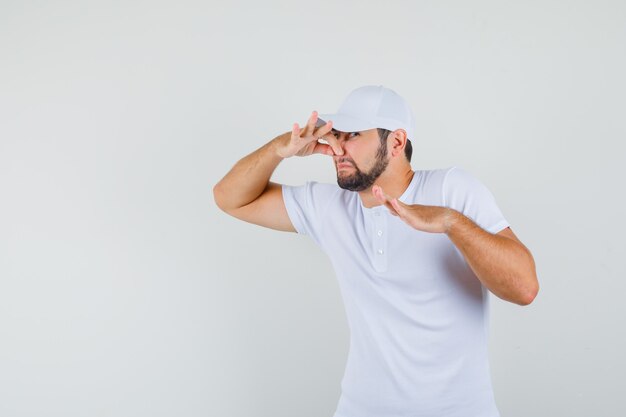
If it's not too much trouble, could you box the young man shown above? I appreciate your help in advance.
[213,85,539,417]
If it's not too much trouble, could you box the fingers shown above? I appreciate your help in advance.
[314,118,333,137]
[312,118,343,155]
[292,123,300,137]
[373,186,400,216]
[304,111,318,136]
[308,112,344,156]
[294,111,344,156]
[373,186,388,202]
[293,111,318,138]
[389,198,402,216]
[322,131,344,156]
[311,142,334,156]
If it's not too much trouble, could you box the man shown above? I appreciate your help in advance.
[213,85,539,417]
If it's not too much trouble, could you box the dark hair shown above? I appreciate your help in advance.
[377,128,412,163]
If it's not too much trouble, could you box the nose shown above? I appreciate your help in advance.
[334,132,350,148]
[334,151,352,164]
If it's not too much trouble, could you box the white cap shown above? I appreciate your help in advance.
[317,85,416,140]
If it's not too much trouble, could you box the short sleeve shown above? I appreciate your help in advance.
[281,181,339,244]
[442,166,510,234]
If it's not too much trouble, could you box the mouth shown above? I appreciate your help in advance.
[336,162,354,169]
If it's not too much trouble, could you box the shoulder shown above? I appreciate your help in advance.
[281,180,345,211]
[413,166,459,185]
[442,166,489,193]
[440,166,501,210]
[410,167,458,200]
[283,180,342,198]
[402,165,496,208]
[280,180,349,237]
[442,165,471,183]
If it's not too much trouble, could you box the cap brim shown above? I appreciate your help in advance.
[316,113,378,132]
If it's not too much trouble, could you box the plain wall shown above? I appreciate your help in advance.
[1,1,625,416]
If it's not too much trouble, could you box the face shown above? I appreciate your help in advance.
[331,128,389,192]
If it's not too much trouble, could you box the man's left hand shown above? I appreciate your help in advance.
[372,185,458,234]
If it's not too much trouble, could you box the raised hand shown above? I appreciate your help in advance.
[275,111,344,158]
[372,185,458,234]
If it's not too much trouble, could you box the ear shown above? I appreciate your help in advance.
[390,129,407,157]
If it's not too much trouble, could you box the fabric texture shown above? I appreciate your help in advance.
[281,166,509,417]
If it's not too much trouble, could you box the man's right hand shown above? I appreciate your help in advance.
[274,111,344,158]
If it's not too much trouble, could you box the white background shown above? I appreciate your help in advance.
[1,1,625,416]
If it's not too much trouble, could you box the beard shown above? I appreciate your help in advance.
[336,142,389,192]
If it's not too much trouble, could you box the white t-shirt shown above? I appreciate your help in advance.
[281,166,509,417]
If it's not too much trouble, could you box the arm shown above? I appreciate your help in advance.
[213,111,339,231]
[213,134,285,211]
[445,213,539,306]
[213,135,295,231]
[371,186,539,306]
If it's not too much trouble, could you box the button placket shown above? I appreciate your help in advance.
[372,208,388,272]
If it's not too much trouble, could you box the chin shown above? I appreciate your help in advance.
[337,178,369,192]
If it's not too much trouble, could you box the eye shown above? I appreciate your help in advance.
[348,132,359,138]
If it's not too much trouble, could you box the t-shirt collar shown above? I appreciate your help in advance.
[359,171,418,212]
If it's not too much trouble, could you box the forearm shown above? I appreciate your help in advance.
[213,132,288,211]
[445,210,538,305]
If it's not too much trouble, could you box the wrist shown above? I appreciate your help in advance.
[271,132,290,159]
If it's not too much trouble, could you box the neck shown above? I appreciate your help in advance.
[358,167,415,208]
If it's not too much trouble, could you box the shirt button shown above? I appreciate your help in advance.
[377,249,384,255]
[374,212,380,217]
[377,230,383,236]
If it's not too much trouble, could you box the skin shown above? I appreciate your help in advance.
[215,110,539,306]
[332,128,390,192]
[302,111,540,306]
